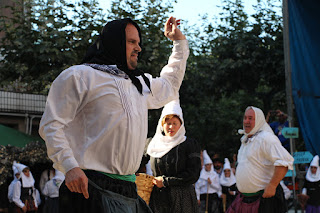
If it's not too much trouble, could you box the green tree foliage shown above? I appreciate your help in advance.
[0,0,105,93]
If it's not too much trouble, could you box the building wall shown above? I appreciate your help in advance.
[0,0,16,40]
[0,114,42,137]
[0,90,46,137]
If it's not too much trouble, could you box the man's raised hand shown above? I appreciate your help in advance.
[164,16,186,41]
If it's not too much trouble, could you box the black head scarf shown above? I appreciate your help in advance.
[82,18,150,94]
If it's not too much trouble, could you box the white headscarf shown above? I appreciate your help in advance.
[238,106,274,143]
[306,155,320,182]
[147,99,186,158]
[12,163,20,181]
[220,158,236,187]
[13,161,35,188]
[203,150,213,165]
[53,169,65,188]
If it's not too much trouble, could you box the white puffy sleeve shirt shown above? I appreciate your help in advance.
[236,131,294,193]
[39,40,189,175]
[8,180,17,203]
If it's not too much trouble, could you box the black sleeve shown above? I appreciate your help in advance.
[230,183,238,193]
[302,179,310,189]
[163,139,201,187]
[222,185,228,194]
[136,138,151,173]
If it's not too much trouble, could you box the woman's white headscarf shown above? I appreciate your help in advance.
[238,106,274,143]
[147,99,186,158]
[13,161,35,188]
[220,158,236,187]
[306,155,320,182]
[12,164,20,181]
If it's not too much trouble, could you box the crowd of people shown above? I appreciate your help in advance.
[7,162,65,213]
[136,104,297,213]
[4,15,319,213]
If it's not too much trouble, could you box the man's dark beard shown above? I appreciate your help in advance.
[214,165,221,170]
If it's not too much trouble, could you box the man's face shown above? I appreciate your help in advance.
[125,23,141,70]
[278,113,286,123]
[213,162,222,170]
[243,108,255,134]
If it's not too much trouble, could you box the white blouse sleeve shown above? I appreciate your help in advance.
[42,181,50,197]
[262,133,294,170]
[147,40,189,109]
[280,181,292,200]
[210,175,222,192]
[8,182,14,202]
[12,181,25,208]
[39,69,88,174]
[195,180,201,200]
[35,189,41,206]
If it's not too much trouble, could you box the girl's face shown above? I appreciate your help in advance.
[224,169,231,177]
[205,164,212,172]
[163,116,181,137]
[15,173,20,179]
[22,168,30,177]
[311,166,317,174]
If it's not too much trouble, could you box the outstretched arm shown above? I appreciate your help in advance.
[147,17,189,109]
[164,16,186,41]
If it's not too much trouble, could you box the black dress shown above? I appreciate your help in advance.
[15,179,37,213]
[149,138,201,213]
[303,179,320,207]
[221,183,237,209]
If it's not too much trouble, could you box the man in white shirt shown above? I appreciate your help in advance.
[226,106,294,213]
[39,16,188,213]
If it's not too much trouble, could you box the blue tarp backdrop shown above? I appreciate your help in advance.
[289,0,320,156]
